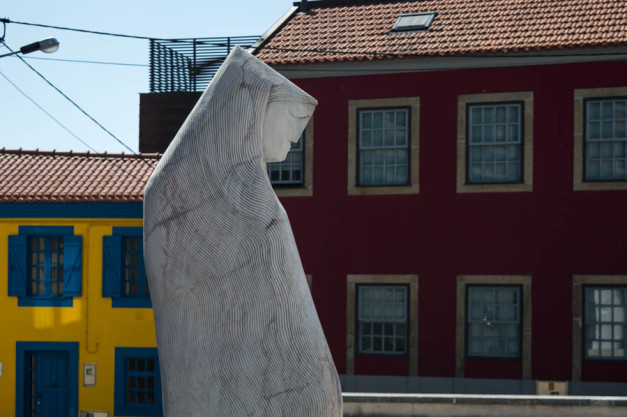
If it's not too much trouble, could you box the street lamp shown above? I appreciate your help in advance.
[0,37,59,58]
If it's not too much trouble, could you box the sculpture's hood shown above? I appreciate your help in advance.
[144,46,317,236]
[152,45,316,176]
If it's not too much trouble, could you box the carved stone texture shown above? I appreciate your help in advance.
[144,46,342,416]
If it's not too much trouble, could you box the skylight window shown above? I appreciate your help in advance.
[391,12,437,32]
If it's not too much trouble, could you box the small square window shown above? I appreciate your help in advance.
[357,108,410,186]
[584,98,627,181]
[467,103,523,184]
[466,286,521,358]
[357,285,408,355]
[115,348,162,417]
[584,286,627,360]
[267,133,304,186]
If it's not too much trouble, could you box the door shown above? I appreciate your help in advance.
[24,350,70,417]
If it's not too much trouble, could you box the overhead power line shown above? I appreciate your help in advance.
[0,18,242,47]
[0,69,157,182]
[5,17,627,62]
[24,56,148,67]
[0,69,98,152]
[1,18,161,41]
[1,40,138,155]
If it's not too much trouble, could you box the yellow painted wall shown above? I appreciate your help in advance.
[0,218,157,417]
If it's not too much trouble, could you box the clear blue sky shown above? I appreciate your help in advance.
[1,0,294,153]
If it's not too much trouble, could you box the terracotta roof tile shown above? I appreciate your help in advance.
[0,149,161,203]
[255,0,627,65]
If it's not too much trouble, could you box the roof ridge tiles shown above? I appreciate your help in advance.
[0,148,162,159]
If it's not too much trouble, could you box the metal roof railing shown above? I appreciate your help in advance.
[149,36,259,93]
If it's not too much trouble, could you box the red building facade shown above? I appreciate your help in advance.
[140,0,627,395]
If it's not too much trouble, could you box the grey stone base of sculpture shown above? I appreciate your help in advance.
[144,46,342,416]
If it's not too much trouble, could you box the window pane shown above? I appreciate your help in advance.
[358,109,409,186]
[468,103,522,184]
[585,287,627,359]
[267,133,305,186]
[467,286,521,358]
[585,99,627,180]
[357,285,408,354]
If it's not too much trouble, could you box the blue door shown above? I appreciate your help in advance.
[24,351,69,417]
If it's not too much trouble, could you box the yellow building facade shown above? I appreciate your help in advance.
[0,150,160,417]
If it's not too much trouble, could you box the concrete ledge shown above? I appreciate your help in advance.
[343,393,627,417]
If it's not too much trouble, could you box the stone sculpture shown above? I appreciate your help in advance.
[143,46,342,416]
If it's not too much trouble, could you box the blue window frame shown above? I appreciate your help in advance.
[114,348,162,417]
[103,227,151,308]
[8,226,82,307]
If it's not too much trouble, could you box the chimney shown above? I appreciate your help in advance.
[300,0,308,14]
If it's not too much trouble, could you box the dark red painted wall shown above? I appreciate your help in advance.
[277,60,627,383]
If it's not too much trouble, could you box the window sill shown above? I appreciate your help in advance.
[274,185,312,197]
[111,297,152,309]
[18,297,74,307]
[348,183,419,196]
[457,182,532,194]
[573,180,627,191]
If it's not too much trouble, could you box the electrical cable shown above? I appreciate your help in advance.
[1,40,138,156]
[0,18,162,41]
[0,18,249,47]
[23,56,148,67]
[3,17,626,61]
[0,69,98,152]
[0,69,158,182]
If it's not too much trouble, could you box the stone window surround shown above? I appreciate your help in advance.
[457,92,534,193]
[572,275,627,381]
[573,87,627,191]
[346,274,419,376]
[347,98,420,196]
[455,275,532,379]
[273,117,314,197]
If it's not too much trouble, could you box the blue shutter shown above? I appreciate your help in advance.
[102,235,123,298]
[63,235,82,297]
[8,235,28,296]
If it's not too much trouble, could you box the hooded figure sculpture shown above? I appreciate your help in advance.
[143,46,342,416]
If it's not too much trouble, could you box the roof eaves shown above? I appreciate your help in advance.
[250,5,300,55]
